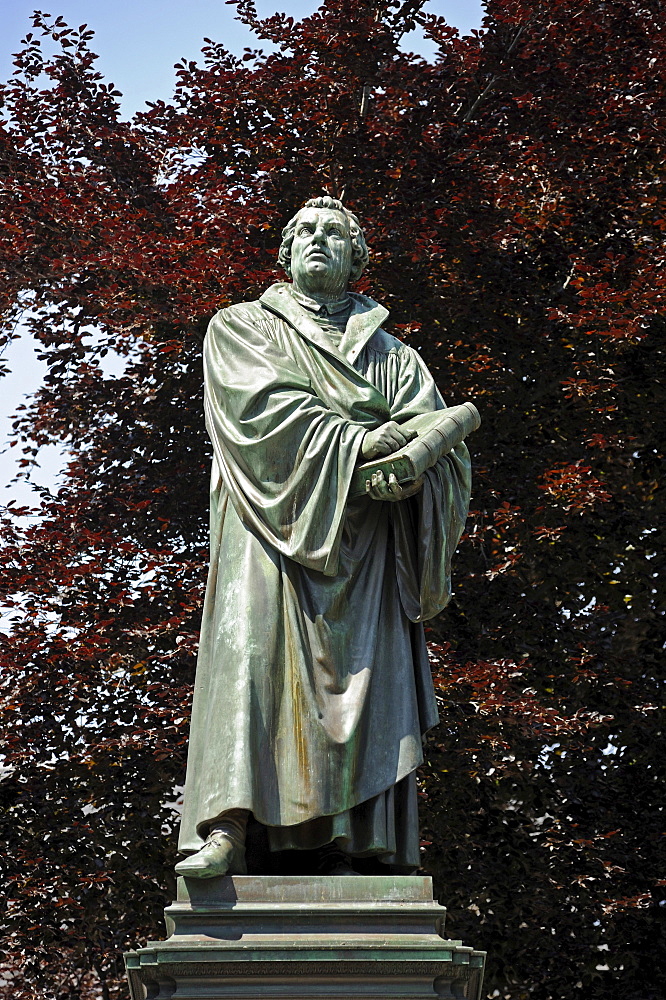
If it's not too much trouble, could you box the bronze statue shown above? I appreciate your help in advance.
[175,197,472,878]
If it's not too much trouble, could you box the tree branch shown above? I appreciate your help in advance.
[459,19,531,127]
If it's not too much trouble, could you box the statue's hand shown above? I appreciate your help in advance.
[360,421,416,460]
[365,471,424,502]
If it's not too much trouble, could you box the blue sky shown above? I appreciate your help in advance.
[1,1,485,503]
[1,1,485,116]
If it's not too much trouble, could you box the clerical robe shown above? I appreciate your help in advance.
[178,283,472,868]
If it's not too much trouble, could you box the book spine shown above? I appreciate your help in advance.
[409,403,480,479]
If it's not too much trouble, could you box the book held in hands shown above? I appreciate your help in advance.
[350,401,481,498]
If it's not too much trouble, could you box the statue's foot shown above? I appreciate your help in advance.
[322,858,362,876]
[175,832,247,879]
[316,845,361,876]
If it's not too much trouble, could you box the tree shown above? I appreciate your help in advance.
[0,1,663,997]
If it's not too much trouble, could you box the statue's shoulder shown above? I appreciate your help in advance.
[366,327,411,356]
[212,284,297,326]
[208,297,274,336]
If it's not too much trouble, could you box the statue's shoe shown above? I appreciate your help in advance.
[322,858,362,876]
[315,845,361,876]
[175,832,247,879]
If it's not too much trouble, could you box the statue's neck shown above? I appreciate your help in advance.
[292,277,349,305]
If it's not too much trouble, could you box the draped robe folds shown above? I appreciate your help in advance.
[178,283,472,868]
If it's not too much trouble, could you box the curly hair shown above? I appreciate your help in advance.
[278,196,370,282]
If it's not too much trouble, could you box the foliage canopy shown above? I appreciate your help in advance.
[0,1,664,997]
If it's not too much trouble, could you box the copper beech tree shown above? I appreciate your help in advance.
[0,1,663,997]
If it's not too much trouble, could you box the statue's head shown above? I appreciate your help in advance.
[279,197,369,294]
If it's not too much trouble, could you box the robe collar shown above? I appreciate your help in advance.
[288,287,352,316]
[259,283,389,367]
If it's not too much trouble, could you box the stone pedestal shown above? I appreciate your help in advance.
[124,875,485,999]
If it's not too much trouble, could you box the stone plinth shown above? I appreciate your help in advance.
[124,875,485,999]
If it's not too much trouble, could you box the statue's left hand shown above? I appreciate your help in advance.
[365,471,424,502]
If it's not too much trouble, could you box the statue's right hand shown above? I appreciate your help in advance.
[360,421,417,460]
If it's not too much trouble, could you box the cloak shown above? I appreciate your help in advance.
[178,284,472,867]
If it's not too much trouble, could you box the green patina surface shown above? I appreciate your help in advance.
[124,875,486,1000]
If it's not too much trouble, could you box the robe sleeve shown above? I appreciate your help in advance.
[388,345,472,622]
[203,304,368,576]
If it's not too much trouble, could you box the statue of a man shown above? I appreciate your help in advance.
[175,197,471,878]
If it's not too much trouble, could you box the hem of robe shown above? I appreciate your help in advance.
[182,774,421,869]
[265,772,420,868]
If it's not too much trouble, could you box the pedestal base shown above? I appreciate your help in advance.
[124,875,485,999]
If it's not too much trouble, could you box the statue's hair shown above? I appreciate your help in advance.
[278,196,369,282]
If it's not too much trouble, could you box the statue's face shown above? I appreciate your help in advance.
[289,207,353,296]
